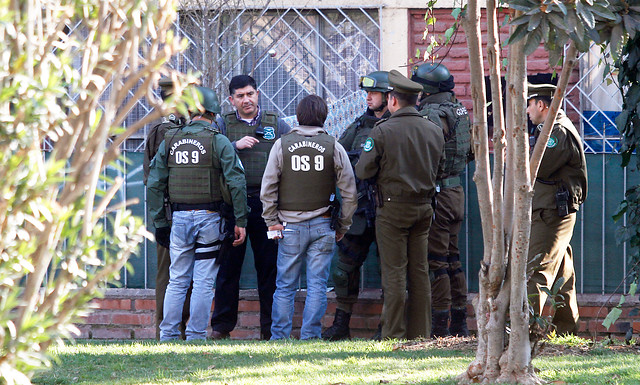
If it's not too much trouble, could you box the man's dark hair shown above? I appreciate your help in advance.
[229,75,258,95]
[389,91,418,108]
[532,96,552,108]
[296,95,328,127]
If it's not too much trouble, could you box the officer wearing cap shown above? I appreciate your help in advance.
[412,63,472,337]
[322,71,391,341]
[356,69,445,339]
[526,82,587,335]
[143,77,190,340]
[148,86,249,341]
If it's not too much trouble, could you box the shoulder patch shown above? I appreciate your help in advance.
[363,137,374,152]
[263,126,276,140]
[546,136,558,148]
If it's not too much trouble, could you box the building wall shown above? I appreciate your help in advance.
[78,289,639,340]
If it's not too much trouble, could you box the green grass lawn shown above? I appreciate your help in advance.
[31,339,640,385]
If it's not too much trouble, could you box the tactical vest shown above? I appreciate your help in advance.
[420,100,471,178]
[224,111,279,187]
[165,128,222,204]
[278,132,336,211]
[351,114,380,152]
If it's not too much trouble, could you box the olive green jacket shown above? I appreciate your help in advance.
[147,119,249,228]
[355,106,445,203]
[532,109,587,212]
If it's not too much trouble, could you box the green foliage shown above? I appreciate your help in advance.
[508,0,640,65]
[0,0,186,383]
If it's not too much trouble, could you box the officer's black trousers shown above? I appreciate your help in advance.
[211,196,278,339]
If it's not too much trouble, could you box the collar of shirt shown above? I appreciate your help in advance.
[236,105,262,126]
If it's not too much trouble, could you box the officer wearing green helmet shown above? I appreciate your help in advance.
[322,70,391,341]
[147,85,249,341]
[143,77,191,340]
[412,62,472,337]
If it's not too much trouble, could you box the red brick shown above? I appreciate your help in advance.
[133,327,156,339]
[237,313,260,327]
[85,313,111,325]
[238,300,261,312]
[230,329,260,340]
[92,327,132,339]
[352,303,382,315]
[94,299,132,310]
[112,313,154,326]
[588,320,611,334]
[579,306,607,319]
[633,321,640,332]
[73,325,91,339]
[135,299,156,311]
[325,303,337,314]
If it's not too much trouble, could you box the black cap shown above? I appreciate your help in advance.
[388,69,423,94]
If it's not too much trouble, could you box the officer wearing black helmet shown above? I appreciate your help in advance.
[148,86,249,341]
[322,71,391,341]
[356,70,445,339]
[411,63,472,337]
[143,77,190,340]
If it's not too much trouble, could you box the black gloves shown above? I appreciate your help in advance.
[155,226,171,249]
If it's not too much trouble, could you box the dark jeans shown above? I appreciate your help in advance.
[211,196,277,339]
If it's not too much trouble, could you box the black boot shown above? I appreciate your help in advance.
[322,309,351,341]
[431,309,451,338]
[450,307,469,337]
[371,322,382,341]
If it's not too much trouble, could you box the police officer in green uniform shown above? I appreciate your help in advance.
[143,77,191,340]
[412,63,472,337]
[148,86,249,341]
[211,75,291,340]
[356,70,445,339]
[526,83,587,335]
[322,71,391,341]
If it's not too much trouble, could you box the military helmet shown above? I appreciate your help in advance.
[411,63,454,94]
[359,71,391,93]
[195,86,221,114]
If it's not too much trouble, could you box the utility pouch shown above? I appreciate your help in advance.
[555,187,570,217]
[329,193,341,231]
[218,202,236,260]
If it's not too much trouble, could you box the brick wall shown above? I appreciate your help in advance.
[77,289,639,340]
[408,8,581,121]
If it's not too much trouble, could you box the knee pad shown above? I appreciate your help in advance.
[332,260,359,298]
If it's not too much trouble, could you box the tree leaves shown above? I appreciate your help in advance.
[508,0,640,64]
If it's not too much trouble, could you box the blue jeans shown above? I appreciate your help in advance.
[160,210,223,341]
[270,217,335,340]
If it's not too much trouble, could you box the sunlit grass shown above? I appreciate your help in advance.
[31,339,640,385]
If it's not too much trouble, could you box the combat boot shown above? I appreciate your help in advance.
[371,323,382,341]
[322,309,351,341]
[431,309,451,338]
[450,307,469,337]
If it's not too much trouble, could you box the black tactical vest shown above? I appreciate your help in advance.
[420,97,471,178]
[278,132,336,211]
[166,128,222,204]
[223,111,279,187]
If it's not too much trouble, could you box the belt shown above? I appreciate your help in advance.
[437,176,461,189]
[171,201,222,212]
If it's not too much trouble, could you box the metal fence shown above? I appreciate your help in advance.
[86,5,631,294]
[102,5,381,289]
